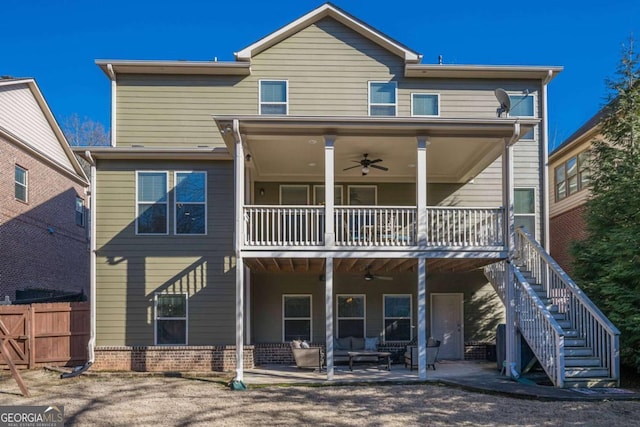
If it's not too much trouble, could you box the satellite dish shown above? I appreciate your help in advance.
[494,88,511,117]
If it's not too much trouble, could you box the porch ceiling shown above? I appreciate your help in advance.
[214,116,538,184]
[243,257,499,275]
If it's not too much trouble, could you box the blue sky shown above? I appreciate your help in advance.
[2,1,639,150]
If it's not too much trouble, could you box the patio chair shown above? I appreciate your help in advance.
[404,338,441,371]
[290,341,324,371]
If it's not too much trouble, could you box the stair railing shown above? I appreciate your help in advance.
[514,227,620,385]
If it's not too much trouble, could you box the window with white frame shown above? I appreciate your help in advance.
[15,165,27,202]
[369,81,397,116]
[515,188,536,235]
[260,80,288,115]
[383,295,412,341]
[175,171,207,235]
[509,94,535,139]
[337,295,365,338]
[283,295,312,342]
[75,197,85,227]
[411,93,439,117]
[280,185,309,205]
[155,293,187,345]
[555,150,590,202]
[313,185,343,205]
[348,185,377,205]
[136,172,168,234]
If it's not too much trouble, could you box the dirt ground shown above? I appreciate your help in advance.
[1,370,639,426]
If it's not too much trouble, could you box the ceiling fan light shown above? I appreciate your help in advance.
[364,273,374,281]
[362,166,370,174]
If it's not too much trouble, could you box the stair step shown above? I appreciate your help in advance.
[564,357,602,367]
[563,329,579,338]
[556,320,571,329]
[564,346,593,357]
[563,378,619,388]
[565,367,610,378]
[565,338,586,347]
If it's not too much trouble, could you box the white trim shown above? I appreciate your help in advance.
[154,292,188,346]
[173,171,208,236]
[508,93,536,140]
[259,79,289,115]
[514,187,537,238]
[135,171,169,235]
[336,294,366,338]
[279,184,309,205]
[382,294,412,343]
[411,93,440,117]
[430,292,464,359]
[282,294,313,342]
[347,185,377,205]
[14,164,28,203]
[368,81,398,117]
[313,185,343,205]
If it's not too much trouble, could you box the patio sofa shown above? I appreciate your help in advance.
[290,340,323,371]
[404,337,441,370]
[333,336,380,363]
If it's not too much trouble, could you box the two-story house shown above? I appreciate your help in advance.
[0,78,89,302]
[76,3,619,388]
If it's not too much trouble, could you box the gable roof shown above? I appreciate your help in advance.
[234,2,422,63]
[0,78,88,184]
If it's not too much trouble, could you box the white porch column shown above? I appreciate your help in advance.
[324,136,336,247]
[416,137,428,247]
[418,257,428,380]
[502,142,517,377]
[233,120,245,382]
[325,257,334,380]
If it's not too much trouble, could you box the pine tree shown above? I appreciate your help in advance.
[571,38,640,369]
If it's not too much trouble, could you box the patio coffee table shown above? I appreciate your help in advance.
[347,351,392,371]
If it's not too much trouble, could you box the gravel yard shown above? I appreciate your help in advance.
[1,370,639,426]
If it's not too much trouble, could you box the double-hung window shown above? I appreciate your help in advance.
[509,94,535,139]
[369,82,397,116]
[15,165,27,202]
[515,188,536,235]
[283,295,312,342]
[175,171,207,235]
[411,93,439,117]
[136,172,168,235]
[337,295,365,338]
[260,80,288,115]
[383,295,412,341]
[155,294,187,345]
[75,197,85,227]
[555,151,590,201]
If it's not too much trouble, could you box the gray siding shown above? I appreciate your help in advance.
[95,159,235,345]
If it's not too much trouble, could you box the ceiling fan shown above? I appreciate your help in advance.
[363,266,393,281]
[343,153,388,176]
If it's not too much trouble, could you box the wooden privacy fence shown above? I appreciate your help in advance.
[0,302,89,368]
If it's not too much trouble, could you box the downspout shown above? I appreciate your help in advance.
[62,150,96,378]
[541,70,553,252]
[106,64,117,147]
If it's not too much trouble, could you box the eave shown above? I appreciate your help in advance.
[405,64,563,81]
[95,60,251,79]
[72,146,232,161]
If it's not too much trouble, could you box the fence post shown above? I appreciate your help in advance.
[29,304,36,368]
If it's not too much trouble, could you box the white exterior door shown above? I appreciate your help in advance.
[430,293,464,360]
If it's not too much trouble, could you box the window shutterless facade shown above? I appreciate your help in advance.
[155,293,188,345]
[555,150,590,202]
[383,294,412,342]
[337,295,365,338]
[174,171,207,235]
[283,295,312,342]
[259,80,288,115]
[136,171,168,235]
[411,93,439,117]
[14,164,27,202]
[75,197,85,227]
[509,94,535,139]
[368,81,397,116]
[515,187,536,235]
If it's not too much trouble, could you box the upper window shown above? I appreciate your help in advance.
[509,94,535,139]
[283,295,312,342]
[337,295,365,338]
[369,82,397,116]
[383,295,412,342]
[75,197,85,227]
[313,185,343,205]
[348,185,377,206]
[175,171,207,235]
[136,172,168,235]
[411,93,439,117]
[515,188,536,235]
[280,185,309,205]
[155,294,187,345]
[260,80,288,115]
[555,150,590,202]
[15,165,27,202]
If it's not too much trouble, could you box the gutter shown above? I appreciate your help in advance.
[106,64,117,147]
[509,121,521,145]
[61,150,96,378]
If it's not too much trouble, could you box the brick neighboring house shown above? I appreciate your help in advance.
[0,78,89,301]
[548,108,603,274]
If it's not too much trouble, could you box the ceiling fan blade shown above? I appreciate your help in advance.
[369,159,383,164]
[374,275,394,281]
[351,160,363,163]
[343,165,361,171]
[370,164,388,171]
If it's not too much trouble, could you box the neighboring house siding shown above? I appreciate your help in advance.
[549,205,587,275]
[0,83,74,171]
[94,159,235,346]
[0,135,88,299]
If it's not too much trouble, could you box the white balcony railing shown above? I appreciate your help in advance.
[243,205,504,248]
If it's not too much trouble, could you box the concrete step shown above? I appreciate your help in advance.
[563,378,619,388]
[564,357,602,367]
[565,366,610,378]
[564,346,593,357]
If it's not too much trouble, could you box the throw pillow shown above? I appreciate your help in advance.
[337,337,351,350]
[351,337,365,351]
[292,339,302,349]
[301,341,310,349]
[364,337,379,351]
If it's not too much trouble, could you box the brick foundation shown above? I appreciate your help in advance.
[464,342,495,361]
[550,205,587,275]
[94,346,255,372]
